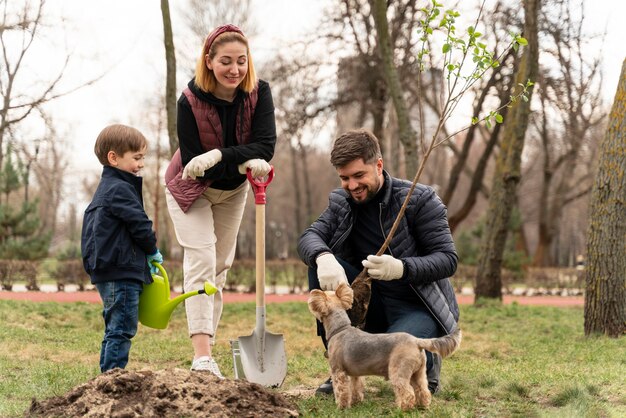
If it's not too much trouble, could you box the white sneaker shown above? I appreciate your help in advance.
[190,356,225,379]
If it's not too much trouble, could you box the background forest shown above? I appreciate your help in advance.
[0,0,619,291]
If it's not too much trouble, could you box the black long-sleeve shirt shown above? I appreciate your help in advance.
[177,78,277,190]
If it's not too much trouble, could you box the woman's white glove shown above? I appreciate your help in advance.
[238,159,271,177]
[362,254,404,281]
[316,253,349,291]
[182,149,222,180]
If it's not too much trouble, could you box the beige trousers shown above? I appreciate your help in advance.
[165,182,248,342]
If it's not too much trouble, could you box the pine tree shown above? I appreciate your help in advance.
[0,144,50,260]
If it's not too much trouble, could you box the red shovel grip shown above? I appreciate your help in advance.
[247,166,274,204]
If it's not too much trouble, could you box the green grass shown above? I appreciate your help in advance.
[0,300,624,417]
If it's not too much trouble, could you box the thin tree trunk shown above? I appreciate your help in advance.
[161,0,178,156]
[370,0,418,175]
[289,140,302,235]
[475,0,540,301]
[584,58,626,338]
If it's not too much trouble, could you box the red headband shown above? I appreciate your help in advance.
[204,24,245,53]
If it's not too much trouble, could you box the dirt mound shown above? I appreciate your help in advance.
[27,368,299,417]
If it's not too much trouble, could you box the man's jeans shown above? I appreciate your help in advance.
[95,280,143,372]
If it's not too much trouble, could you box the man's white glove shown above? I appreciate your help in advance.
[182,149,222,180]
[362,254,404,281]
[238,159,271,177]
[316,253,349,291]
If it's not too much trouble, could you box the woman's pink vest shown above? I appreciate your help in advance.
[165,86,258,212]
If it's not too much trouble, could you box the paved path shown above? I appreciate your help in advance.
[0,290,583,307]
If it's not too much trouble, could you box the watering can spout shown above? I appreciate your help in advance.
[167,282,218,310]
[138,264,218,330]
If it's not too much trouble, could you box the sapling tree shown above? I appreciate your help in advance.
[349,0,532,326]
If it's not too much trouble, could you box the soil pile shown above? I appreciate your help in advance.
[27,368,299,417]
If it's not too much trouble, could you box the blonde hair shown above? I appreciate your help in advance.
[94,124,147,166]
[194,31,257,93]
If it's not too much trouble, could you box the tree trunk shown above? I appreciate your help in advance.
[584,58,626,338]
[370,0,418,175]
[475,0,539,301]
[161,0,178,156]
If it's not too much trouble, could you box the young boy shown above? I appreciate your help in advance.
[81,124,163,372]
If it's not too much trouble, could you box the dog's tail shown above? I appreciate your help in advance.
[416,328,462,358]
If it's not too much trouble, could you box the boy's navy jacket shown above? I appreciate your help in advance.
[81,166,158,284]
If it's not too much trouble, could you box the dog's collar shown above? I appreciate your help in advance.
[326,322,352,342]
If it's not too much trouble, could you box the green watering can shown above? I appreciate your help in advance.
[138,262,218,329]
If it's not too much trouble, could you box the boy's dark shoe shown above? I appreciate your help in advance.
[315,377,333,396]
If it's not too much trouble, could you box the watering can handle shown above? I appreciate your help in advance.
[151,262,168,283]
[247,167,274,205]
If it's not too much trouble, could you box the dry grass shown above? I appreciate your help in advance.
[1,299,624,417]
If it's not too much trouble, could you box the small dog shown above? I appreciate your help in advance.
[308,283,461,410]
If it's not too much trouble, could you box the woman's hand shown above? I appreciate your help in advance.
[238,159,271,177]
[182,149,222,180]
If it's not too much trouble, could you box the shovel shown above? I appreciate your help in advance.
[232,167,287,387]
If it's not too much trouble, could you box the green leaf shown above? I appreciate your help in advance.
[443,43,451,53]
[517,37,528,46]
[471,117,479,125]
[495,114,504,123]
[447,64,456,71]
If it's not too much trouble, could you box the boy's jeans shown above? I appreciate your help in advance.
[95,280,143,372]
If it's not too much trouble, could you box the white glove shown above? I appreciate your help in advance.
[362,254,404,281]
[316,253,349,291]
[238,159,271,177]
[182,149,222,180]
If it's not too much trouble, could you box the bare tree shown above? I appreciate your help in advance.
[161,0,178,156]
[370,0,419,175]
[583,58,625,338]
[0,0,106,164]
[475,0,540,300]
[528,0,605,266]
[27,113,67,238]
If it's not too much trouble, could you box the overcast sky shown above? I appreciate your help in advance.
[23,0,626,208]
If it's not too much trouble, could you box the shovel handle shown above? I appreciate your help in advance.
[247,167,273,308]
[247,167,274,205]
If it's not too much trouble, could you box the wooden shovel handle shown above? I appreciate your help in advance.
[255,203,265,308]
[247,167,274,308]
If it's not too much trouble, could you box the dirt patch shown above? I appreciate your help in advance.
[26,368,299,418]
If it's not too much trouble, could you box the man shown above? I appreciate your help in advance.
[297,129,459,396]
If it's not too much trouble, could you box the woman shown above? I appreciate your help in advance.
[164,24,276,377]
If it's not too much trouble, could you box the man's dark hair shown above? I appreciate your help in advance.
[330,129,382,168]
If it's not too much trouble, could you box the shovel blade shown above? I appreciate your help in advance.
[237,330,287,388]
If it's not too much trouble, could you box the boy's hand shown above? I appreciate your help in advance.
[182,149,222,180]
[147,250,163,275]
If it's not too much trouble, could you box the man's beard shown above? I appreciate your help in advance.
[349,177,381,204]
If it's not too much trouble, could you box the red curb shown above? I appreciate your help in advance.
[0,290,583,307]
